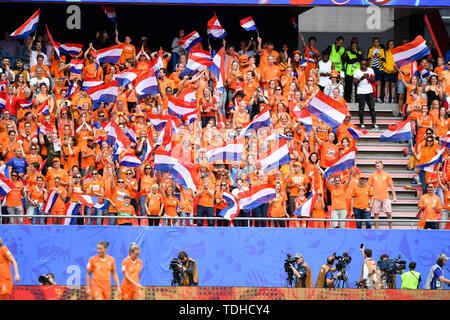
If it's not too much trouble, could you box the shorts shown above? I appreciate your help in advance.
[90,285,111,300]
[397,79,406,94]
[372,199,392,214]
[384,72,397,82]
[121,287,142,300]
[372,67,384,81]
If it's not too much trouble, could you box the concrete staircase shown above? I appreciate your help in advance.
[348,103,418,229]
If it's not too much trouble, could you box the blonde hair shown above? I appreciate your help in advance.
[129,242,140,254]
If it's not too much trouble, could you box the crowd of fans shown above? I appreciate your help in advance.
[0,27,449,229]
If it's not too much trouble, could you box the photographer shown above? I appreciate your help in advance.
[355,246,380,289]
[289,253,313,288]
[39,273,57,285]
[401,262,421,289]
[424,254,450,290]
[316,256,341,288]
[177,251,198,286]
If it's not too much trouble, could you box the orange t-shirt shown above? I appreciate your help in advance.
[87,255,116,289]
[419,193,442,221]
[146,193,162,216]
[0,245,13,293]
[163,196,179,217]
[351,184,373,209]
[287,173,308,197]
[5,180,23,207]
[329,184,348,210]
[320,141,340,168]
[121,256,143,290]
[180,188,194,214]
[119,44,136,64]
[368,171,393,200]
[50,186,68,214]
[117,203,136,225]
[270,192,287,218]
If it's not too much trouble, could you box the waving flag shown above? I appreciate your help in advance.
[87,81,118,108]
[178,31,202,52]
[70,59,84,75]
[60,43,84,56]
[124,127,137,145]
[416,147,446,173]
[239,105,271,137]
[293,106,313,134]
[149,48,164,73]
[0,173,15,197]
[45,25,61,59]
[379,119,412,142]
[260,138,291,173]
[75,194,107,209]
[113,69,139,87]
[82,78,104,91]
[11,9,40,39]
[155,117,175,152]
[147,114,181,131]
[37,100,49,114]
[120,154,142,168]
[267,133,293,141]
[238,184,276,212]
[154,149,178,172]
[207,13,227,39]
[0,92,5,109]
[64,203,81,225]
[140,139,153,162]
[324,146,357,180]
[169,161,197,192]
[186,48,214,73]
[293,189,317,218]
[101,5,116,23]
[104,120,130,152]
[206,141,243,163]
[168,97,197,119]
[391,35,430,68]
[347,127,368,140]
[65,82,80,98]
[240,16,257,31]
[43,190,59,214]
[209,47,226,92]
[218,191,240,221]
[307,90,347,130]
[135,69,159,98]
[92,44,123,64]
[183,110,198,125]
[17,98,33,109]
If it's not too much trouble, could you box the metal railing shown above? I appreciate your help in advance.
[1,214,449,229]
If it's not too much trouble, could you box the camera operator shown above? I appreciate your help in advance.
[355,246,380,289]
[288,253,313,288]
[316,256,341,288]
[39,273,57,285]
[424,254,450,290]
[401,262,421,289]
[177,251,198,286]
[378,254,394,288]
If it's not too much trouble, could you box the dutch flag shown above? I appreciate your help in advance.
[239,16,257,31]
[37,100,49,114]
[17,98,33,109]
[135,69,159,98]
[87,80,118,109]
[43,190,59,214]
[65,82,80,98]
[178,31,202,52]
[307,90,348,130]
[207,13,227,39]
[154,149,179,173]
[0,92,5,109]
[101,5,116,23]
[11,9,40,39]
[218,191,240,221]
[238,184,277,212]
[206,140,244,164]
[292,106,313,134]
[260,137,291,173]
[70,59,84,75]
[416,146,446,173]
[64,203,81,225]
[323,146,357,180]
[120,154,143,168]
[391,35,430,68]
[239,105,271,137]
[113,69,139,88]
[0,173,15,197]
[347,127,368,140]
[293,189,318,218]
[92,44,124,65]
[186,48,214,73]
[82,78,104,91]
[168,97,197,119]
[379,119,412,142]
[60,43,84,56]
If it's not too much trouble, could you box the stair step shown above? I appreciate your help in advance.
[357,145,406,152]
[356,158,409,165]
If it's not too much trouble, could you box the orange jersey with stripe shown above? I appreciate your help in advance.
[87,255,116,289]
[121,256,143,290]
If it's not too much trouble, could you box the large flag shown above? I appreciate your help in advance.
[416,147,446,173]
[45,25,61,59]
[155,118,175,152]
[293,189,318,218]
[208,47,226,92]
[149,48,164,73]
[0,92,5,109]
[11,9,40,39]
[101,5,116,23]
[135,69,159,98]
[239,105,271,137]
[207,13,227,39]
[92,44,123,64]
[218,191,240,221]
[82,78,104,91]
[147,114,181,131]
[347,127,368,140]
[307,90,347,130]
[323,146,357,180]
[154,149,179,172]
[260,138,291,173]
[64,203,81,225]
[292,106,313,134]
[119,154,142,168]
[391,35,430,68]
[379,119,412,142]
[59,43,84,56]
[0,173,15,197]
[113,69,139,88]
[87,81,118,108]
[65,82,80,99]
[104,120,131,154]
[186,48,214,73]
[17,98,33,109]
[69,59,84,75]
[240,16,257,31]
[167,97,197,119]
[178,31,202,52]
[206,141,243,163]
[238,184,276,212]
[154,150,197,191]
[43,191,58,214]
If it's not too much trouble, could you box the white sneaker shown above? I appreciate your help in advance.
[374,124,380,130]
[360,124,366,129]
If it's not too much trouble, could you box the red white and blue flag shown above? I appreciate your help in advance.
[206,140,244,163]
[82,78,104,90]
[307,90,347,130]
[347,127,368,140]
[64,203,81,225]
[324,146,357,180]
[148,114,181,131]
[45,25,61,59]
[135,69,159,98]
[119,154,143,168]
[11,9,40,39]
[186,48,214,73]
[113,69,139,88]
[60,43,84,56]
[238,184,276,212]
[218,191,240,221]
[293,189,318,218]
[260,138,291,173]
[209,47,226,92]
[0,173,15,197]
[155,117,175,152]
[293,106,313,134]
[154,149,178,172]
[37,100,49,114]
[104,120,131,152]
[87,80,118,108]
[140,138,153,162]
[43,190,59,214]
[70,59,84,75]
[17,98,33,109]
[207,12,227,39]
[65,82,80,99]
[240,16,257,31]
[124,127,137,145]
[391,36,430,68]
[101,5,116,23]
[239,105,271,137]
[167,97,197,119]
[379,119,412,142]
[149,48,164,73]
[178,31,202,52]
[416,147,446,173]
[0,92,5,109]
[75,194,108,209]
[92,44,123,64]
[154,150,196,191]
[183,109,198,125]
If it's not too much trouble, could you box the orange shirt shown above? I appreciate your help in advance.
[419,193,442,221]
[180,188,194,214]
[368,171,393,200]
[320,141,340,168]
[433,117,449,138]
[261,64,281,88]
[69,183,84,203]
[146,193,162,216]
[139,175,156,196]
[352,184,373,209]
[87,255,116,289]
[117,202,136,225]
[81,145,97,170]
[50,186,67,214]
[83,62,103,80]
[163,196,179,217]
[287,173,308,197]
[197,182,215,207]
[417,144,439,166]
[269,192,287,218]
[121,256,143,290]
[5,180,23,207]
[329,184,348,210]
[259,48,279,70]
[0,245,13,292]
[29,185,46,203]
[45,168,69,190]
[119,44,136,64]
[84,179,104,197]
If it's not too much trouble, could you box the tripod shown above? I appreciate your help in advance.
[285,273,296,288]
[334,269,350,288]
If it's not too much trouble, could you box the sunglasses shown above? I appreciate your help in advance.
[276,88,282,91]
[11,175,18,178]
[118,181,124,183]
[127,172,133,175]
[427,186,434,189]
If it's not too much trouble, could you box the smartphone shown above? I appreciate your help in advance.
[360,244,364,249]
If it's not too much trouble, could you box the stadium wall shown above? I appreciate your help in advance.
[1,225,449,289]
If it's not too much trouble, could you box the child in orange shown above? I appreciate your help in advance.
[86,241,121,300]
[121,243,143,300]
[0,237,20,300]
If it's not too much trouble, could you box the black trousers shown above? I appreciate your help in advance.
[344,75,354,102]
[357,93,376,125]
